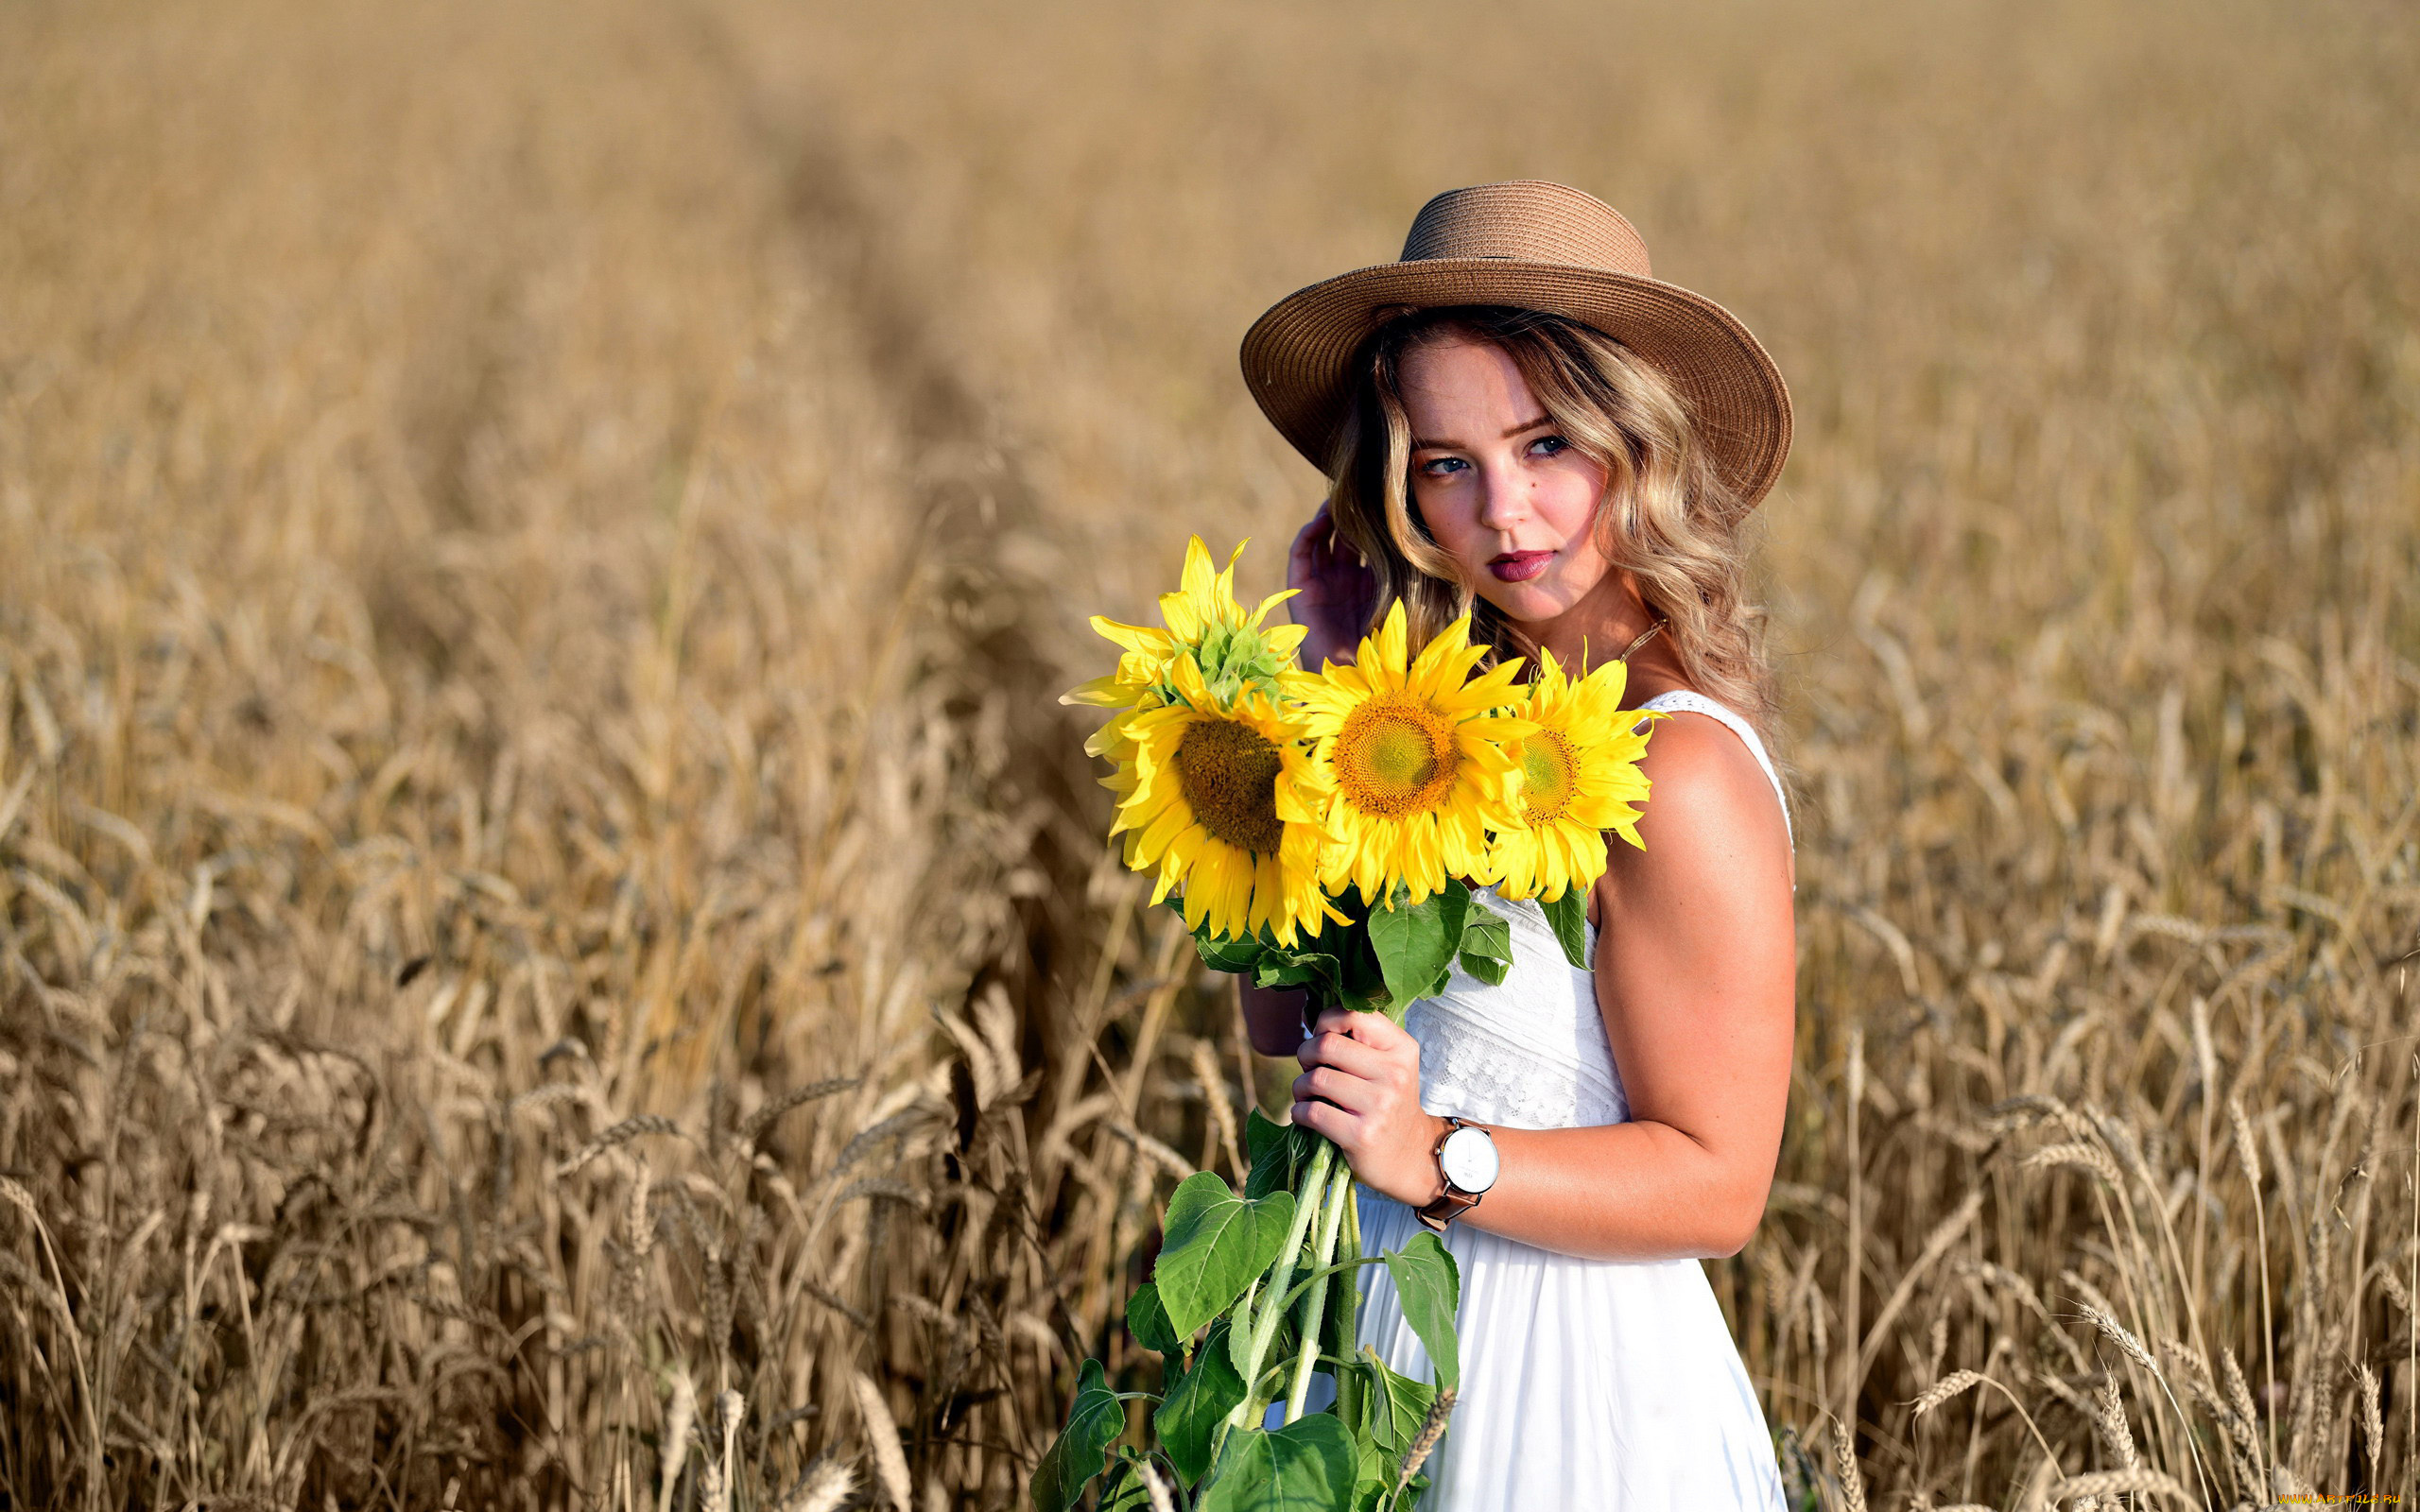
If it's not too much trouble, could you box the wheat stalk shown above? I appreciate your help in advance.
[1137,1458,1177,1512]
[558,1115,690,1179]
[2048,1468,2193,1503]
[1392,1387,1458,1498]
[2090,1372,2139,1471]
[659,1371,697,1512]
[1908,1366,2062,1468]
[777,1459,858,1512]
[2357,1362,2384,1482]
[851,1372,914,1511]
[1830,1416,1868,1512]
[1189,1038,1247,1180]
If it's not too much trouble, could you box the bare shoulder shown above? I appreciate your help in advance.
[1633,711,1788,850]
[1599,708,1793,901]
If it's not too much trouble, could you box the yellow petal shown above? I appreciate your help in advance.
[1246,589,1300,630]
[1180,535,1217,599]
[1092,616,1171,656]
[1405,612,1474,687]
[1362,601,1409,678]
[1063,673,1140,708]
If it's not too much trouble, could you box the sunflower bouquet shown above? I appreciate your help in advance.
[1035,539,1658,1512]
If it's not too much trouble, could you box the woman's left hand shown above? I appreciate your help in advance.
[1291,1007,1446,1207]
[1286,504,1379,671]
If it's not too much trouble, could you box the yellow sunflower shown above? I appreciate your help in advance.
[1485,648,1661,902]
[1286,602,1536,907]
[1111,656,1340,946]
[1060,536,1305,756]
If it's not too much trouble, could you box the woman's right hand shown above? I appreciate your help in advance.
[1287,503,1380,670]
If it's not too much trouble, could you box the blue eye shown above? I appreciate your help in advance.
[1419,456,1468,477]
[1530,436,1570,457]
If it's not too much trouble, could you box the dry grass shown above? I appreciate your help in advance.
[2,0,2415,1507]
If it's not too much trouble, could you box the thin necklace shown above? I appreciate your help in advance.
[1616,618,1668,663]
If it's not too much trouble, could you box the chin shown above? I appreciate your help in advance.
[1474,583,1571,627]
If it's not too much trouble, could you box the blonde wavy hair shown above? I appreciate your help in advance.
[1322,304,1775,736]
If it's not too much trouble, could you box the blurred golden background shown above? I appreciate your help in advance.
[2,0,2414,1507]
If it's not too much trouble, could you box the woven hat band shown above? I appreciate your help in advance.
[1399,180,1653,278]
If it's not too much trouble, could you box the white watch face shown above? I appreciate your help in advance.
[1440,1125,1498,1194]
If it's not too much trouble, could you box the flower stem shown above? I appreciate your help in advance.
[1283,1160,1356,1421]
[1270,1253,1387,1314]
[1225,1137,1336,1435]
[1331,1181,1365,1430]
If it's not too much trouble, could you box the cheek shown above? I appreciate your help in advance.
[1538,463,1609,542]
[1409,485,1489,563]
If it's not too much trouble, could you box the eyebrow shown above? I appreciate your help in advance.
[1409,415,1555,451]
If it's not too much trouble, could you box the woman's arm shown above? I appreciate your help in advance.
[1288,714,1797,1262]
[1239,978,1313,1057]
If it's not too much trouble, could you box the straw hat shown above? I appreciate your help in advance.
[1239,180,1792,507]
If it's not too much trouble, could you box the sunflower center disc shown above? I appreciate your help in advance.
[1520,730,1578,824]
[1174,717,1286,853]
[1335,699,1459,818]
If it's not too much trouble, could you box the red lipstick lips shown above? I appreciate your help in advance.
[1489,549,1555,583]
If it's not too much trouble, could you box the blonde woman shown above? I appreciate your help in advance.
[1236,182,1797,1509]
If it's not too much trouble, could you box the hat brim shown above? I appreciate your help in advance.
[1240,257,1792,508]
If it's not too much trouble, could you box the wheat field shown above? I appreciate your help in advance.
[2,0,2415,1507]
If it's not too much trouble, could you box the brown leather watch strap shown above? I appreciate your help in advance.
[1414,1186,1480,1232]
[1414,1116,1482,1232]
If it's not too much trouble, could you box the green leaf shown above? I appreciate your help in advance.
[1154,1172,1298,1339]
[1244,1108,1315,1201]
[1195,928,1270,976]
[1126,1281,1183,1358]
[1381,1232,1462,1390]
[1434,880,1470,942]
[1458,908,1511,960]
[1229,1288,1301,1386]
[1196,1415,1357,1512]
[1337,925,1389,1005]
[1097,1452,1157,1512]
[1153,1319,1245,1482]
[1539,886,1592,970]
[1456,910,1512,987]
[1254,946,1342,994]
[1349,1430,1391,1512]
[1345,1349,1437,1456]
[1339,983,1392,1020]
[1367,885,1461,1006]
[1029,1359,1124,1512]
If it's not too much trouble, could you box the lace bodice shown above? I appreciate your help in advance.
[1409,692,1790,1130]
[1409,886,1626,1127]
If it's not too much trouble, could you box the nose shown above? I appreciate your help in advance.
[1475,464,1533,534]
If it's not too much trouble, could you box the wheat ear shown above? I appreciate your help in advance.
[1392,1387,1459,1498]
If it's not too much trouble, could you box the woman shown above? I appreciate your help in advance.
[1236,181,1797,1509]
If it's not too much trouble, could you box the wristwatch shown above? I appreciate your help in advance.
[1415,1117,1498,1231]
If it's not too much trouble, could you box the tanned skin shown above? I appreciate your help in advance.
[1240,336,1795,1263]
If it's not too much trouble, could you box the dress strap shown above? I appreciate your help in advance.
[1634,691,1793,847]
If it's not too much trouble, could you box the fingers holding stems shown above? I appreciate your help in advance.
[1290,1007,1447,1208]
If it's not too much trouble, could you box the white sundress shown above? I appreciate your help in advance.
[1340,692,1793,1511]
